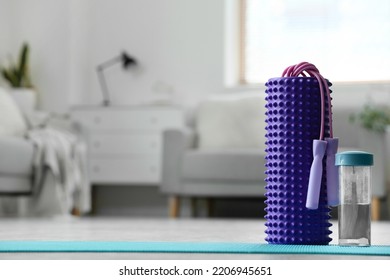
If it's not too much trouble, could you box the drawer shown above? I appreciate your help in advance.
[89,157,160,184]
[73,108,183,131]
[88,133,161,155]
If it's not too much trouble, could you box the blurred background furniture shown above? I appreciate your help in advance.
[161,94,267,218]
[0,88,90,216]
[72,106,184,185]
[0,87,34,197]
[0,136,34,196]
[160,94,387,219]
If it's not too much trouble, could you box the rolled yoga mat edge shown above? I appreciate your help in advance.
[0,241,389,256]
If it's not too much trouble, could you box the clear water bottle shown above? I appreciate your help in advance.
[336,151,373,246]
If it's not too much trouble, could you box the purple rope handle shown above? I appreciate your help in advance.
[282,62,333,140]
[281,62,338,209]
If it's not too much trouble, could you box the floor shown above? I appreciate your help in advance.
[0,217,389,260]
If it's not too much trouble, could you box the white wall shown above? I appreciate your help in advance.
[3,0,71,111]
[79,0,226,107]
[1,0,228,111]
[1,0,390,112]
[0,0,12,73]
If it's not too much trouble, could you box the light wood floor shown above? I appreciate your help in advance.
[0,217,389,260]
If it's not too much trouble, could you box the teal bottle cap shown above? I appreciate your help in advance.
[335,151,374,166]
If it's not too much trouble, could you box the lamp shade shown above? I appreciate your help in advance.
[121,52,137,68]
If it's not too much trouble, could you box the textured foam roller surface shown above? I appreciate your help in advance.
[264,77,333,245]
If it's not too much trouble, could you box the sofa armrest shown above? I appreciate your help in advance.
[0,136,34,176]
[161,128,196,194]
[0,136,34,156]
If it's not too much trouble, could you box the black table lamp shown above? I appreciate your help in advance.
[96,52,137,106]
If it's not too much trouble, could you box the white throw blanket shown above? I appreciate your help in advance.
[0,113,91,217]
[25,125,91,216]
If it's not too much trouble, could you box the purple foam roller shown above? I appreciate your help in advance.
[264,76,332,245]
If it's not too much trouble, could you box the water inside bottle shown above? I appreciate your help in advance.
[339,203,370,246]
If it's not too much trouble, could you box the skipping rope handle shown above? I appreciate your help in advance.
[306,140,327,209]
[282,62,339,209]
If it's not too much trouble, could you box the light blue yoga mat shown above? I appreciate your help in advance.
[0,241,390,256]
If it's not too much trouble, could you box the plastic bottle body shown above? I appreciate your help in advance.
[338,165,371,246]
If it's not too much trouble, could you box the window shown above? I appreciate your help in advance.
[241,0,390,84]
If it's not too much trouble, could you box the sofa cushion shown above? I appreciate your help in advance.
[0,88,28,137]
[0,136,34,176]
[196,94,266,150]
[182,149,266,181]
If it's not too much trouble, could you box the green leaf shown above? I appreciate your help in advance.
[1,42,33,88]
[1,69,18,87]
[350,105,390,133]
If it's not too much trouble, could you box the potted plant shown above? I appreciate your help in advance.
[350,104,390,133]
[1,42,36,113]
[350,104,390,202]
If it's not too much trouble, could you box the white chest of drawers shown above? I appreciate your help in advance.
[71,106,184,185]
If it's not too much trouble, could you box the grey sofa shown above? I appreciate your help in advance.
[0,113,75,196]
[160,95,382,218]
[0,111,88,216]
[161,95,268,217]
[0,136,34,195]
[161,128,266,217]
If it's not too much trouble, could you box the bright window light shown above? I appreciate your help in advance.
[243,0,390,83]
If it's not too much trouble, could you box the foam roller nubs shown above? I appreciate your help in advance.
[264,77,332,245]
